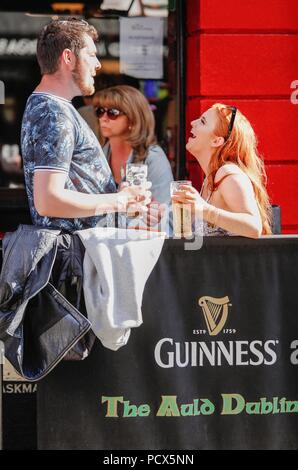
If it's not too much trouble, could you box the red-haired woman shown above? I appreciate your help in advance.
[172,104,272,238]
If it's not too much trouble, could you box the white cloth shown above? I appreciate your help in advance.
[76,227,165,351]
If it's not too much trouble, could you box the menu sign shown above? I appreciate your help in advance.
[120,17,164,79]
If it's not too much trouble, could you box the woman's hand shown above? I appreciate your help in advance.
[171,184,208,213]
[117,181,152,215]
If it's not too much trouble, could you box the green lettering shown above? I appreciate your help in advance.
[157,395,180,417]
[123,401,138,417]
[181,404,194,416]
[279,397,286,413]
[193,399,201,415]
[286,401,298,413]
[260,397,273,414]
[101,396,123,417]
[221,393,245,415]
[273,397,280,413]
[246,402,260,414]
[200,398,215,415]
[139,404,151,416]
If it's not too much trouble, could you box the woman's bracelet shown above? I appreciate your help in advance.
[212,207,220,227]
[204,205,220,227]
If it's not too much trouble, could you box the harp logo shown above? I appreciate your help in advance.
[198,296,231,336]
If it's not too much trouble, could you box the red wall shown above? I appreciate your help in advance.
[185,0,298,233]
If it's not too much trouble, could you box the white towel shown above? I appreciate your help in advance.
[76,227,165,351]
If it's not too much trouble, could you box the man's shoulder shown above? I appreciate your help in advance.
[23,93,77,133]
[26,93,74,118]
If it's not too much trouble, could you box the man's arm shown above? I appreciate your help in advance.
[34,171,150,218]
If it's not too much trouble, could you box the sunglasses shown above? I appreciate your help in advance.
[95,107,125,120]
[220,106,237,141]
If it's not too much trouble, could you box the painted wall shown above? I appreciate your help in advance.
[185,0,298,233]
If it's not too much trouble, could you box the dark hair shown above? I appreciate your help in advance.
[37,17,98,75]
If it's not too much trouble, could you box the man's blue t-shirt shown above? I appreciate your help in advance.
[21,92,116,232]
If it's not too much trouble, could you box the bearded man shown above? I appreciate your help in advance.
[21,17,150,232]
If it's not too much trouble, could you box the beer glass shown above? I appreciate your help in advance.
[170,180,193,237]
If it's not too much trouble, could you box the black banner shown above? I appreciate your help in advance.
[37,237,298,450]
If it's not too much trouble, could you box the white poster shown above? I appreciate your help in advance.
[120,17,164,79]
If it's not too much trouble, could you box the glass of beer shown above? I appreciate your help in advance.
[170,180,193,238]
[126,163,148,218]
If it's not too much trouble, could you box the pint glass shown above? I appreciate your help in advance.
[170,180,193,238]
[126,163,148,218]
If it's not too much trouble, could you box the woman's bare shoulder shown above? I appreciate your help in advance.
[214,164,254,201]
[214,163,247,183]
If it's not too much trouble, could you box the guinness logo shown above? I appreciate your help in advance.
[198,296,231,336]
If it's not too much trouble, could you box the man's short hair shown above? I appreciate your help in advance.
[37,17,98,75]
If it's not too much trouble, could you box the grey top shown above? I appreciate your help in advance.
[104,142,173,206]
[21,92,116,232]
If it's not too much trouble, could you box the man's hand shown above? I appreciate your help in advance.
[144,200,165,227]
[117,182,152,215]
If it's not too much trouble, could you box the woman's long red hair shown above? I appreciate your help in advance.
[207,103,272,234]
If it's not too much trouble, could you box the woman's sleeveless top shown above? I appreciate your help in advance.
[199,173,236,237]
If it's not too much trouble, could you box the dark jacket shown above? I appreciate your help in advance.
[0,224,93,381]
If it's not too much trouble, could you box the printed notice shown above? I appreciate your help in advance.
[120,17,164,79]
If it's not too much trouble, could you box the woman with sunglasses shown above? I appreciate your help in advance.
[172,103,272,238]
[93,85,173,209]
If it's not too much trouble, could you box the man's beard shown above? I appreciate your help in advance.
[72,59,95,96]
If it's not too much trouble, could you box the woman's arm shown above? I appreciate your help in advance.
[203,173,263,238]
[172,173,263,239]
